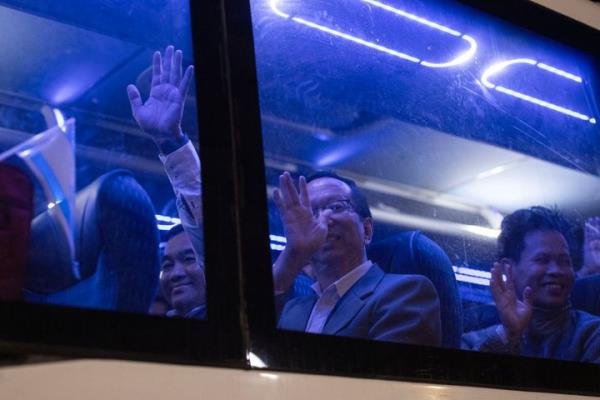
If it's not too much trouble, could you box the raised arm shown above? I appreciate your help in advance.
[127,46,203,256]
[461,261,533,353]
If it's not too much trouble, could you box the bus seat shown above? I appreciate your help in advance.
[24,170,160,313]
[0,163,34,301]
[367,231,463,348]
[462,304,500,333]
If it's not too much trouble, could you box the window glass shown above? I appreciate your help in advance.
[251,0,600,361]
[0,0,207,320]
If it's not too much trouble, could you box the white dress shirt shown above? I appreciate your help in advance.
[306,260,373,333]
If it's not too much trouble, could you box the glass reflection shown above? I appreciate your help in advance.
[0,1,206,319]
[251,0,600,362]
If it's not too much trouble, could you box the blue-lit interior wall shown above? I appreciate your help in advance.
[0,0,198,225]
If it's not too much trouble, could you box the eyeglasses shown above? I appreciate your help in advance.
[312,199,354,217]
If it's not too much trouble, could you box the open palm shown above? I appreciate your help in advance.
[273,172,331,259]
[133,83,184,135]
[581,216,600,277]
[127,46,193,145]
[490,261,533,341]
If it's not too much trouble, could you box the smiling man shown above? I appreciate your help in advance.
[160,224,206,319]
[127,47,206,318]
[273,171,441,345]
[462,206,600,363]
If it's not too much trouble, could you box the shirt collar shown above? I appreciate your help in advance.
[311,260,373,298]
[166,304,206,318]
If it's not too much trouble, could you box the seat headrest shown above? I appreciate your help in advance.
[368,231,421,275]
[25,169,139,293]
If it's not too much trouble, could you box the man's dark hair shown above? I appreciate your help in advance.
[162,223,206,269]
[498,206,574,262]
[306,171,372,219]
[164,223,185,242]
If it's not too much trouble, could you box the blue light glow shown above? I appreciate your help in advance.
[156,214,182,224]
[454,273,490,286]
[420,34,477,68]
[293,17,420,63]
[495,86,592,122]
[51,84,83,105]
[481,58,595,124]
[156,215,182,231]
[270,0,476,68]
[270,243,286,251]
[453,266,492,279]
[361,0,461,36]
[537,63,582,82]
[269,234,287,243]
[481,58,537,89]
[452,266,491,286]
[315,141,363,167]
[53,108,66,131]
[158,224,178,231]
[270,0,290,18]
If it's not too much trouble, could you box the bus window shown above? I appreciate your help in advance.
[0,1,207,321]
[250,0,600,363]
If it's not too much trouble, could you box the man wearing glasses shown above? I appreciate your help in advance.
[273,171,441,346]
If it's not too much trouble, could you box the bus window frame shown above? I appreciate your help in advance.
[0,0,246,369]
[234,0,600,395]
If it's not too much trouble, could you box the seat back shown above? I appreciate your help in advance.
[24,170,160,313]
[367,231,463,348]
[462,303,500,333]
[0,164,34,300]
[571,275,600,317]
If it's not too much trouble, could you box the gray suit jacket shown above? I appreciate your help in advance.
[278,264,442,346]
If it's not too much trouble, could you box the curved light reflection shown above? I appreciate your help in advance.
[270,0,477,68]
[481,58,595,124]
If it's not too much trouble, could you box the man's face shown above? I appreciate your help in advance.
[511,230,574,309]
[160,231,206,315]
[306,177,372,268]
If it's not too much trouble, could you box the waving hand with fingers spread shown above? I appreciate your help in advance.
[274,172,331,258]
[127,46,203,261]
[462,261,534,353]
[127,45,194,154]
[580,216,600,278]
[272,172,331,294]
[490,261,533,344]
